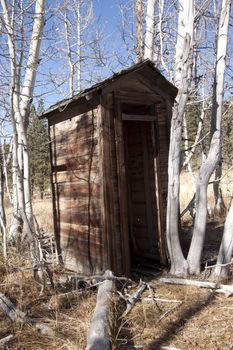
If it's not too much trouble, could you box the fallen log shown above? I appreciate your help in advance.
[86,270,114,350]
[0,335,14,348]
[160,277,233,297]
[0,293,54,336]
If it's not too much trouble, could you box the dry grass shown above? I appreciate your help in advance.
[0,168,232,349]
[4,197,53,234]
[180,168,233,222]
[32,198,53,233]
[0,251,97,350]
[112,278,233,350]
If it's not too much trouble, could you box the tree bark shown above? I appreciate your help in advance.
[214,198,233,278]
[166,0,194,275]
[213,163,226,216]
[0,149,7,258]
[187,0,231,274]
[144,0,156,60]
[64,7,75,97]
[187,134,220,274]
[135,0,144,61]
[76,0,81,92]
[1,0,45,250]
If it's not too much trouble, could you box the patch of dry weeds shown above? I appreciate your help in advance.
[0,251,97,350]
[113,280,233,350]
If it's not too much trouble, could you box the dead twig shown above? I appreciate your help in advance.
[143,297,182,303]
[204,260,233,270]
[156,302,183,324]
[0,292,54,336]
[118,279,147,318]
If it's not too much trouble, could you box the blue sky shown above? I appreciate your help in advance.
[37,0,135,109]
[94,0,120,29]
[35,0,233,110]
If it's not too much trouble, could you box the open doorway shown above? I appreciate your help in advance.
[122,103,160,271]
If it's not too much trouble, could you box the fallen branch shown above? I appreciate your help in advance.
[57,272,131,290]
[0,293,54,336]
[68,273,130,284]
[118,279,147,318]
[160,277,233,297]
[48,282,103,310]
[143,297,182,303]
[86,270,114,350]
[204,260,233,270]
[156,302,182,324]
[0,335,14,348]
[180,194,196,218]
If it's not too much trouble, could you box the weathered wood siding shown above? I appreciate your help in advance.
[46,65,175,276]
[50,108,103,274]
[100,95,124,274]
[155,100,170,228]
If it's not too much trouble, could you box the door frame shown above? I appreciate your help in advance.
[114,96,160,275]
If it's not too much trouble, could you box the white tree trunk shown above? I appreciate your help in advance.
[64,8,75,97]
[182,113,196,191]
[187,139,219,274]
[213,163,226,216]
[158,0,169,73]
[214,197,233,278]
[3,139,12,205]
[166,0,194,275]
[0,152,7,259]
[20,0,45,231]
[135,0,144,61]
[1,0,45,256]
[187,0,231,274]
[77,0,81,92]
[144,0,156,60]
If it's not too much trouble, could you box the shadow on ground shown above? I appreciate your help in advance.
[146,291,214,349]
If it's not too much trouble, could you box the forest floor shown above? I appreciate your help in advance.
[0,168,232,350]
[0,217,232,350]
[112,215,233,350]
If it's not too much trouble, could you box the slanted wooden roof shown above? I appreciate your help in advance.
[42,59,177,120]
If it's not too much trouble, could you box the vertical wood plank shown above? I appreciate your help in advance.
[152,121,167,264]
[49,122,62,263]
[165,99,173,143]
[99,99,110,271]
[113,98,131,276]
[100,94,119,273]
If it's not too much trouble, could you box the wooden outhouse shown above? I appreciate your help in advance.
[42,59,177,276]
